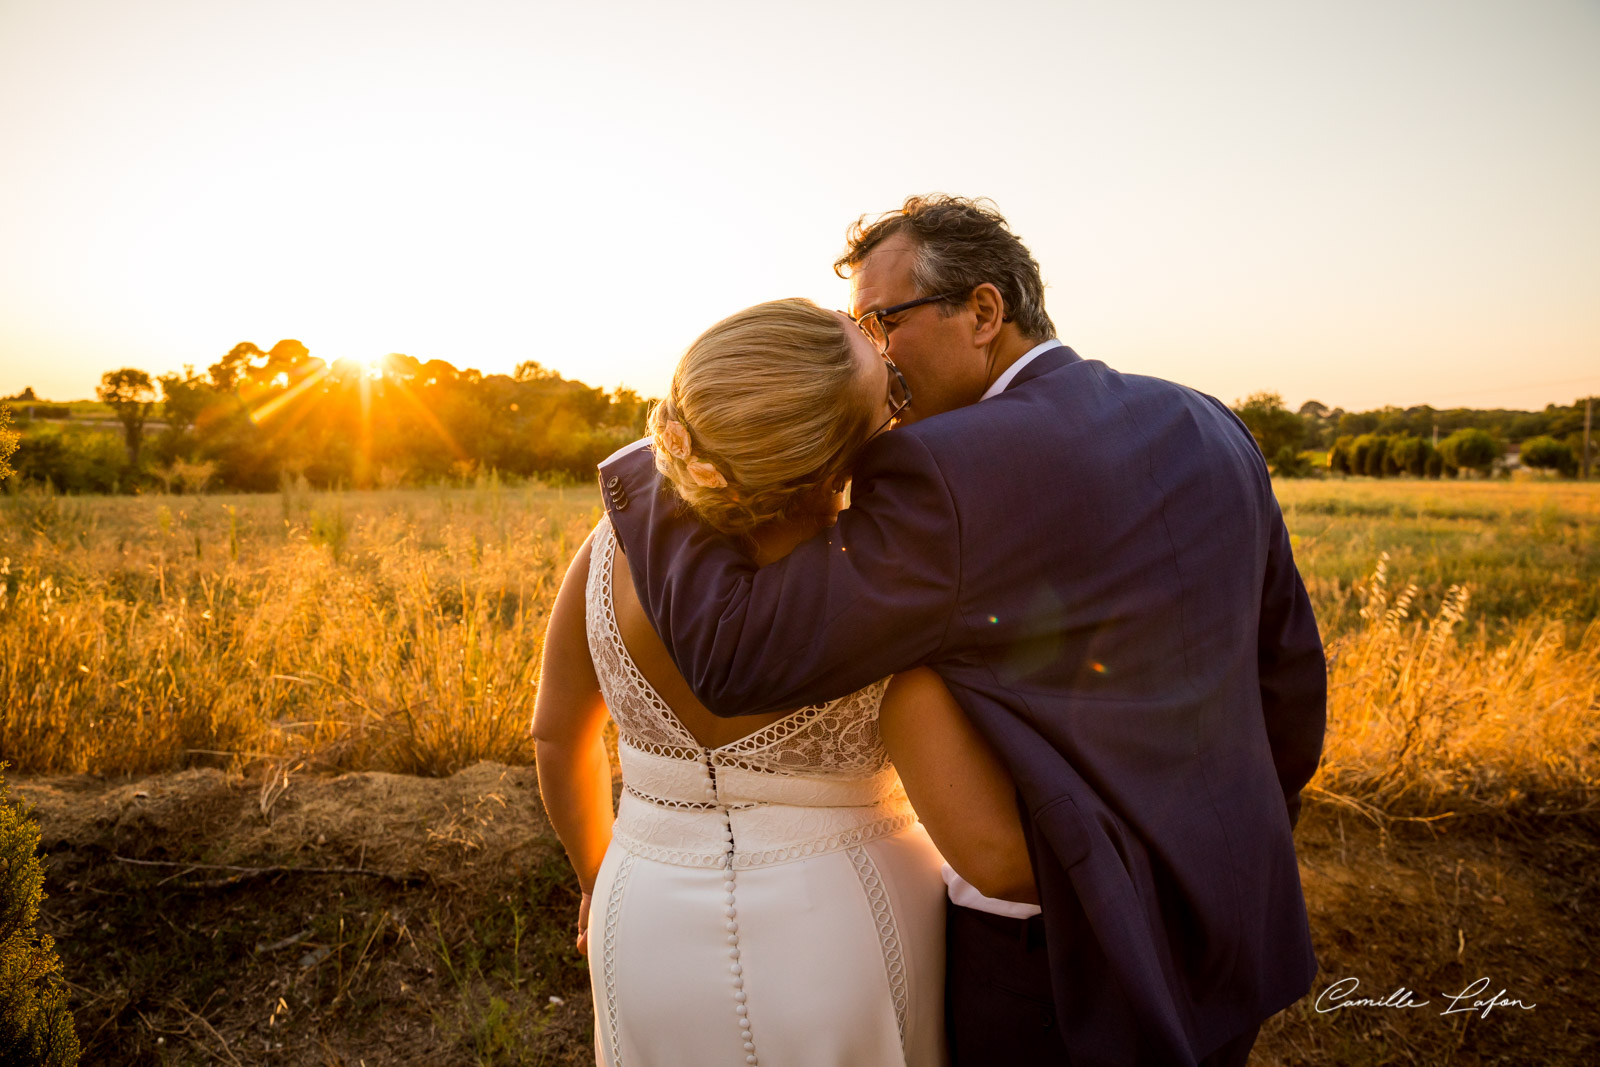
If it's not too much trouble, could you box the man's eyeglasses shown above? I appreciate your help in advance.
[851,290,968,353]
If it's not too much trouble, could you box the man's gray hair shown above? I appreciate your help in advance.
[834,194,1056,342]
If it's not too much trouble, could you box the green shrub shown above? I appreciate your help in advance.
[0,408,16,481]
[1519,435,1577,476]
[1270,445,1313,478]
[1232,392,1308,462]
[1438,427,1499,475]
[1386,435,1433,477]
[1327,435,1355,474]
[1351,433,1390,477]
[6,425,127,494]
[17,407,71,422]
[0,765,78,1065]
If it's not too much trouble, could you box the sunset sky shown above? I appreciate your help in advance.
[1,0,1595,413]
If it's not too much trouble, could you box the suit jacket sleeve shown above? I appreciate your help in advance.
[1256,493,1327,828]
[600,430,962,717]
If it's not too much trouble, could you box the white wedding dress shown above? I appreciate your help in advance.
[583,517,949,1067]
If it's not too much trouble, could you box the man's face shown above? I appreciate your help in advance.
[847,233,988,421]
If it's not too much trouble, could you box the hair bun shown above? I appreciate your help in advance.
[646,298,868,537]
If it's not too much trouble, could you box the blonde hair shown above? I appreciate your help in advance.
[648,298,871,537]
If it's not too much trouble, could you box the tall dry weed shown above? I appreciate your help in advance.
[0,486,597,777]
[1311,553,1600,816]
[5,487,1599,811]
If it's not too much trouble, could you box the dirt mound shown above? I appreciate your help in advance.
[22,761,548,880]
[19,763,593,1066]
[1256,805,1598,1065]
[14,768,1599,1065]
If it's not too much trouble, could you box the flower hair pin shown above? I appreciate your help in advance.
[659,419,693,461]
[686,460,727,489]
[658,418,729,489]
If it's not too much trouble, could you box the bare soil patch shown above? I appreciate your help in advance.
[1257,804,1599,1065]
[17,769,1599,1065]
[21,762,593,1065]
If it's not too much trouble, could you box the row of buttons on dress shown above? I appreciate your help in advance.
[705,752,759,1065]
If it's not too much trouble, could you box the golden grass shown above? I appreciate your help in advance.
[3,480,1597,818]
[0,483,597,777]
[1277,477,1600,634]
[1309,553,1600,816]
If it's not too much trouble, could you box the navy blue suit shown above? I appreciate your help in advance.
[598,346,1325,1065]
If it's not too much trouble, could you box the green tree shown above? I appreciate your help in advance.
[1519,436,1577,476]
[1402,405,1437,440]
[156,366,218,437]
[1270,445,1312,478]
[1438,427,1499,475]
[1296,400,1340,449]
[1348,434,1375,476]
[1562,432,1594,475]
[1349,433,1390,477]
[96,367,156,474]
[1365,435,1391,477]
[607,386,650,435]
[1379,436,1403,476]
[0,765,79,1065]
[1507,412,1549,441]
[513,359,560,382]
[207,342,263,392]
[1297,400,1328,421]
[1371,406,1410,436]
[1387,435,1433,477]
[1336,410,1378,437]
[1232,392,1307,464]
[1327,435,1354,474]
[7,427,125,493]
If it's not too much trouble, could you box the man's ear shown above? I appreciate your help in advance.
[969,283,1006,346]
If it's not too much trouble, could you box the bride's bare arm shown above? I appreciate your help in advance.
[879,668,1038,905]
[532,532,614,940]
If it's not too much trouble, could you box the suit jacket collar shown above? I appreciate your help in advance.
[1003,344,1082,393]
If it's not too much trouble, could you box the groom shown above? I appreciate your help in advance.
[599,195,1326,1065]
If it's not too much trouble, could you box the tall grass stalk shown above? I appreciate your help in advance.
[3,484,1598,816]
[1312,554,1600,815]
[0,486,597,776]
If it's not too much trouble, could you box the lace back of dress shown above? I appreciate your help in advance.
[586,518,704,762]
[585,516,891,778]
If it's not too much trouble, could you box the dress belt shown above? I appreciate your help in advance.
[610,790,917,870]
[617,740,903,808]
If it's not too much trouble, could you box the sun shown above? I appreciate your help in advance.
[357,354,387,379]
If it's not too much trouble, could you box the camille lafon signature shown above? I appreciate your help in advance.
[1315,977,1536,1020]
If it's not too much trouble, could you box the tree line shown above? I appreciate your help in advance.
[3,357,1594,493]
[1231,392,1594,479]
[3,340,651,493]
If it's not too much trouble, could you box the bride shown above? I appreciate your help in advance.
[532,299,1036,1066]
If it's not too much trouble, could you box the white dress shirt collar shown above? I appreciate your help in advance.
[978,339,1064,402]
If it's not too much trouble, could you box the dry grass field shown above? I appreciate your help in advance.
[1277,479,1600,637]
[4,476,1598,1064]
[1,480,599,778]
